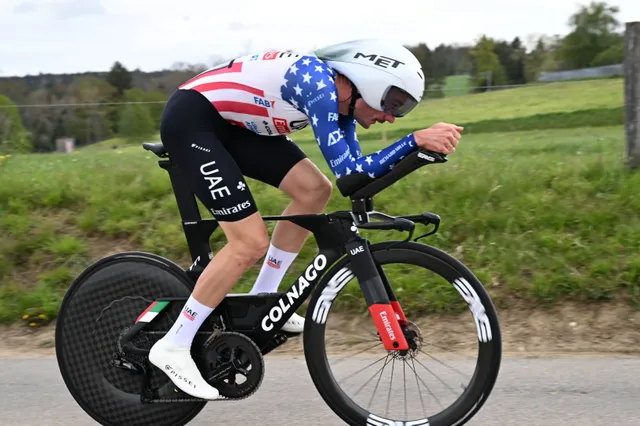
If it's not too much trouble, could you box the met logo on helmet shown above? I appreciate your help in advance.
[354,52,405,69]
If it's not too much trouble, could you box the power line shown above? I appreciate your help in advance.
[0,100,168,109]
[0,78,622,109]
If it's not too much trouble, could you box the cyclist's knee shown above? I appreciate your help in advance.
[296,173,333,207]
[231,234,269,265]
[314,175,333,203]
[222,215,269,265]
[280,159,333,208]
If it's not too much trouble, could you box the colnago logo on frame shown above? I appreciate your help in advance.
[261,254,328,331]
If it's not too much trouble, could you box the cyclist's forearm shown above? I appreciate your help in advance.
[335,133,416,178]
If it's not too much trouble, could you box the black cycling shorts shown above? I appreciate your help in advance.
[159,89,307,222]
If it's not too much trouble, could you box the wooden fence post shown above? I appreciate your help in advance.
[625,21,640,169]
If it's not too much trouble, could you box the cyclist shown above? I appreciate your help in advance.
[149,38,463,400]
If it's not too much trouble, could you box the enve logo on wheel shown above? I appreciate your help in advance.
[312,267,354,325]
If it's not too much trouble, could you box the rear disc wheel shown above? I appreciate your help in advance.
[55,252,208,426]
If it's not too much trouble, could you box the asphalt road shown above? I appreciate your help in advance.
[1,355,639,425]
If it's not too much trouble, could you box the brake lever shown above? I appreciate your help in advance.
[395,212,441,242]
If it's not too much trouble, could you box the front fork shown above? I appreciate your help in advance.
[345,239,409,351]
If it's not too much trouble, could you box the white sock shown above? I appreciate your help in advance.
[249,243,298,294]
[165,295,214,348]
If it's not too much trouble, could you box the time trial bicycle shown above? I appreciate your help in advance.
[55,141,502,426]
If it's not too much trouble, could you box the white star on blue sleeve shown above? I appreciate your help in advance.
[281,55,417,179]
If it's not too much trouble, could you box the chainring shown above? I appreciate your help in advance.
[199,332,265,400]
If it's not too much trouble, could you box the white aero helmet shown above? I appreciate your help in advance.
[314,39,425,117]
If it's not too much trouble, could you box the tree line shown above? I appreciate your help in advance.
[0,1,627,154]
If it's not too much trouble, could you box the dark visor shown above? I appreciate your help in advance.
[381,86,418,117]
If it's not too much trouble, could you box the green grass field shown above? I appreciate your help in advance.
[82,78,624,151]
[442,75,473,97]
[0,77,637,324]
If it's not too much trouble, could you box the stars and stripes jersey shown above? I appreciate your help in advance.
[178,50,418,179]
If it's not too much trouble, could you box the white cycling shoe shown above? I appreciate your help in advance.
[281,312,305,334]
[148,336,220,400]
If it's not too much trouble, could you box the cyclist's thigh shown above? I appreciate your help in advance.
[223,128,308,190]
[159,90,258,223]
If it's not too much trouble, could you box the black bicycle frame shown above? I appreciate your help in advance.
[120,144,446,357]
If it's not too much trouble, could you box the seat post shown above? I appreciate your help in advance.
[158,159,203,222]
[158,158,220,273]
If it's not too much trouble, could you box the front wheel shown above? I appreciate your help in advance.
[303,241,502,426]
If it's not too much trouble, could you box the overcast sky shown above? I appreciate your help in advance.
[1,0,639,77]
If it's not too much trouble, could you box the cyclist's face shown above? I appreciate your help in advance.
[353,98,395,129]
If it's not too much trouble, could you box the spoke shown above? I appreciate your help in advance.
[330,342,384,366]
[404,361,427,417]
[354,356,389,397]
[337,354,388,385]
[413,357,460,397]
[364,355,394,409]
[420,349,471,380]
[403,361,408,419]
[385,357,396,417]
[408,357,443,411]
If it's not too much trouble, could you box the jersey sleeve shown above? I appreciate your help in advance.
[338,115,361,157]
[281,56,417,179]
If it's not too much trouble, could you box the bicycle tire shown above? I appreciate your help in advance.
[55,251,208,426]
[303,240,502,426]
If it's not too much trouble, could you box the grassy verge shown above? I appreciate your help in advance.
[442,75,472,97]
[1,125,639,323]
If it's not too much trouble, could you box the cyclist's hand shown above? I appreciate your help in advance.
[413,122,464,155]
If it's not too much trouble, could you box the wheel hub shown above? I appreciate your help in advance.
[397,321,423,358]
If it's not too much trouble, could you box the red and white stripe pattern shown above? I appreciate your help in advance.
[177,52,308,135]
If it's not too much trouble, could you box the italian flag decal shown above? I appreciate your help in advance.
[136,301,169,323]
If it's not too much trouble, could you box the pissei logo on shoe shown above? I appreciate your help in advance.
[165,364,196,388]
